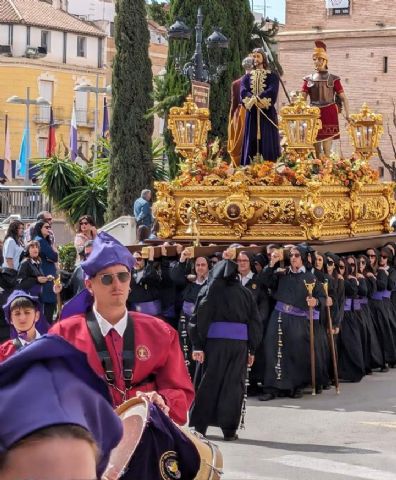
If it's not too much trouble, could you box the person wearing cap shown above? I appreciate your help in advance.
[51,232,194,426]
[302,40,350,157]
[260,245,326,400]
[0,290,50,361]
[240,47,281,165]
[0,335,122,479]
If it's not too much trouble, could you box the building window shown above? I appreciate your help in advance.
[38,137,48,158]
[41,30,50,52]
[383,56,388,73]
[26,26,31,46]
[331,7,350,15]
[378,167,385,178]
[109,22,115,37]
[77,36,86,57]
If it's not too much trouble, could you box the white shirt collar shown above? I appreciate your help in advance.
[195,276,208,285]
[239,270,254,285]
[19,330,41,346]
[289,266,306,274]
[93,306,128,337]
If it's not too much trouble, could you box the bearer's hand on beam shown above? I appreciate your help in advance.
[136,391,170,416]
[192,351,205,364]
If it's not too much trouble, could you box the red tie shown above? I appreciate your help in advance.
[104,328,125,405]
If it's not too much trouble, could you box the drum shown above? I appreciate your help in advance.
[183,429,223,480]
[103,397,223,480]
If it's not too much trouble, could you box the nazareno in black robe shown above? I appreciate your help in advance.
[188,260,262,435]
[260,266,326,394]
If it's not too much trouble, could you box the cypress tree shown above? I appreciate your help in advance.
[155,0,254,177]
[107,0,154,220]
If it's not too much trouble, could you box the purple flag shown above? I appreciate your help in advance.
[102,96,109,139]
[69,100,78,161]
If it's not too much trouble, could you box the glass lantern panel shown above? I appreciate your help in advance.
[185,120,197,144]
[176,120,186,144]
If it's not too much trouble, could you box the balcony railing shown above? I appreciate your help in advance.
[0,186,50,221]
[33,106,64,124]
[75,108,95,128]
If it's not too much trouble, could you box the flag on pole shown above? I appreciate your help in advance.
[46,107,56,158]
[4,114,12,180]
[69,100,78,161]
[16,128,28,179]
[102,96,109,139]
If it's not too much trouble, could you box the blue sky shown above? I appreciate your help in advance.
[251,0,286,23]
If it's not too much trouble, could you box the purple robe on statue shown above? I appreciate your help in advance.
[240,70,281,165]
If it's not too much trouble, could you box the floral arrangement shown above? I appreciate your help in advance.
[170,147,380,188]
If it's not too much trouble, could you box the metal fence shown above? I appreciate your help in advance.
[0,186,50,221]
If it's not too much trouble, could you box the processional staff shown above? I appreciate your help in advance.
[304,280,316,396]
[323,280,340,395]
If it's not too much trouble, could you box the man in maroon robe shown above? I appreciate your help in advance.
[51,232,194,426]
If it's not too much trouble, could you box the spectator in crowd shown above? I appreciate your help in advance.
[16,240,49,297]
[32,221,58,324]
[27,211,54,244]
[134,189,153,228]
[74,215,97,257]
[2,220,25,271]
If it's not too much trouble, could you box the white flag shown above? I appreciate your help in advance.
[325,0,349,8]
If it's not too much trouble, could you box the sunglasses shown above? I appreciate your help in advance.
[339,265,345,269]
[348,263,355,267]
[358,260,366,264]
[327,260,334,265]
[134,257,143,261]
[97,271,130,286]
[368,254,377,258]
[290,253,301,258]
[80,221,89,225]
[380,255,388,259]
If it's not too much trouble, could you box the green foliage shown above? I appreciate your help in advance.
[108,0,154,221]
[34,155,85,204]
[58,243,77,272]
[146,0,169,26]
[155,0,254,177]
[35,137,167,227]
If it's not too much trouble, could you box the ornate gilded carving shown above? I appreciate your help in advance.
[153,168,395,242]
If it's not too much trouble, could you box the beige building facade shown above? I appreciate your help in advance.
[278,0,396,179]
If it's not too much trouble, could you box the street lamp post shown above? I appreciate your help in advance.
[74,75,111,167]
[6,87,50,185]
[168,7,229,84]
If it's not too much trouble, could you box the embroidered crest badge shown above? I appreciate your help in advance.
[136,345,151,361]
[160,451,181,480]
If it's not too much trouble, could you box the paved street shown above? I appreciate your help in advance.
[206,370,396,479]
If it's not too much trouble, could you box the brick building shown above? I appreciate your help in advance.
[277,0,396,179]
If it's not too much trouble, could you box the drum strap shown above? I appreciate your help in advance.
[86,310,135,391]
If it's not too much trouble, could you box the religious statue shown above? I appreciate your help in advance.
[227,57,254,166]
[301,40,350,157]
[240,48,281,165]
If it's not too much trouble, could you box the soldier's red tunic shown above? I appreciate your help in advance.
[50,312,194,425]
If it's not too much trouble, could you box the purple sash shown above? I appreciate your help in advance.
[344,298,352,311]
[360,298,368,305]
[132,300,161,316]
[275,301,319,320]
[353,299,362,311]
[207,322,248,340]
[371,291,391,300]
[182,301,195,317]
[161,304,176,318]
